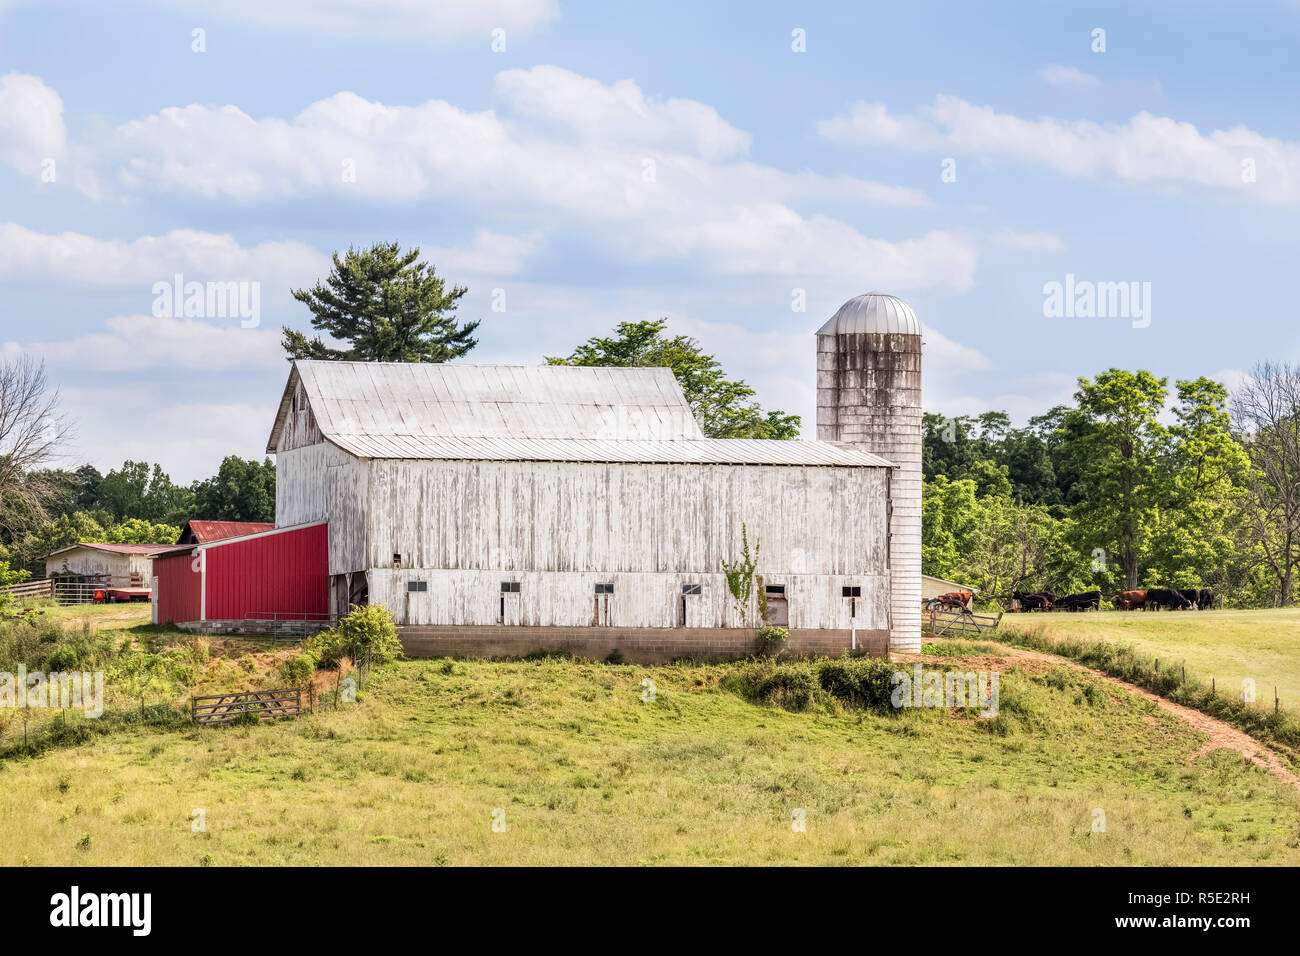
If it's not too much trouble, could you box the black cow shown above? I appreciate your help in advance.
[1146,587,1194,610]
[1198,588,1215,610]
[1178,588,1200,609]
[1011,590,1053,611]
[1058,590,1101,611]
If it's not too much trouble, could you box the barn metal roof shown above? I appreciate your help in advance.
[816,292,921,337]
[179,520,275,543]
[268,360,893,468]
[326,434,892,467]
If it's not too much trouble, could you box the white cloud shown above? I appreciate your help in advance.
[0,223,327,286]
[992,229,1067,252]
[1038,64,1099,87]
[1211,366,1252,396]
[495,65,751,161]
[57,385,274,484]
[149,0,557,41]
[922,325,993,372]
[0,72,65,173]
[52,67,966,289]
[4,314,282,373]
[423,229,546,276]
[819,94,1300,203]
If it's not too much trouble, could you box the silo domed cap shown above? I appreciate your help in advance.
[816,292,920,336]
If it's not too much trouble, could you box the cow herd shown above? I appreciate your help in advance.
[1112,588,1214,611]
[1009,587,1215,612]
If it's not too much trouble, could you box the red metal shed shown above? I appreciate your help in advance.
[151,522,328,628]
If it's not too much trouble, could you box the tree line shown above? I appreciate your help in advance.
[0,455,276,577]
[15,239,1290,609]
[923,365,1300,608]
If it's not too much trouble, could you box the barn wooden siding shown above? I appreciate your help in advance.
[276,444,891,630]
[372,569,889,629]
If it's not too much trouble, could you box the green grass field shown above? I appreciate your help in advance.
[1002,608,1300,711]
[1,606,1298,865]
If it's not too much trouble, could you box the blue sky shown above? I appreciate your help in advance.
[2,0,1298,482]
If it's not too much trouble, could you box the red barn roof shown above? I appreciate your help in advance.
[178,520,275,544]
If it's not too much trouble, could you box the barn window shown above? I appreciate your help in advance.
[682,584,702,595]
[764,585,789,627]
[595,583,614,594]
[406,581,427,593]
[841,586,861,597]
[393,553,403,568]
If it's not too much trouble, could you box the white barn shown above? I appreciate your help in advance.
[266,293,923,661]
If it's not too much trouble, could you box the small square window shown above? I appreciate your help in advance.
[393,553,403,567]
[682,584,702,595]
[500,581,520,593]
[407,580,427,593]
[842,586,861,598]
[595,583,614,594]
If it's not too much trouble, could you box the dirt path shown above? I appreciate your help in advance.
[906,642,1300,791]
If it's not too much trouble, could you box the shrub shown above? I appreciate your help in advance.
[279,653,317,686]
[333,604,403,667]
[816,656,898,713]
[755,625,788,657]
[302,630,341,669]
[44,644,80,672]
[604,648,625,665]
[723,661,820,711]
[754,664,818,711]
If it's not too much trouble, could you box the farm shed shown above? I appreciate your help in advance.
[43,542,171,587]
[150,522,328,630]
[921,574,980,603]
[264,293,923,661]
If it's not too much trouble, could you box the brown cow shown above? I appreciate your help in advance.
[1112,589,1148,610]
[934,591,973,611]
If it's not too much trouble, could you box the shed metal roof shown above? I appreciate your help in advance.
[267,360,893,468]
[43,542,176,559]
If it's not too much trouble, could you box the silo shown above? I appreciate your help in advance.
[816,293,922,652]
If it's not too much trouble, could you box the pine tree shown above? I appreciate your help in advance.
[282,242,479,363]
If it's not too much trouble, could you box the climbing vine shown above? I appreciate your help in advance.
[721,524,760,625]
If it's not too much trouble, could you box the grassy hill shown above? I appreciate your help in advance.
[0,606,1297,865]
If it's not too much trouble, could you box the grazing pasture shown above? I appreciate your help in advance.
[1003,608,1300,712]
[0,606,1297,866]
